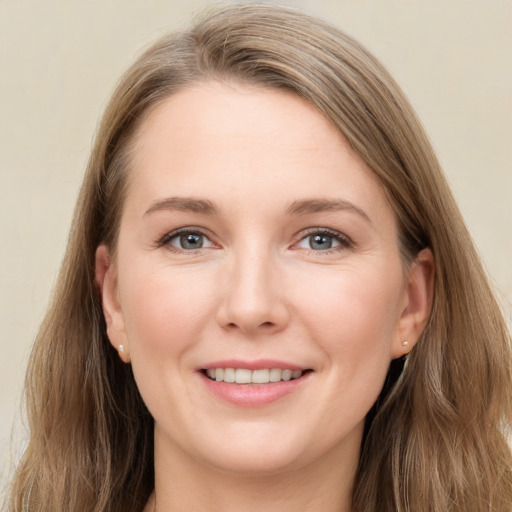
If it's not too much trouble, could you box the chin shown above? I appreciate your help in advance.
[206,448,306,477]
[191,425,315,476]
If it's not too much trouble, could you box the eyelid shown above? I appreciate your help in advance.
[157,226,218,250]
[292,227,353,252]
[156,226,352,253]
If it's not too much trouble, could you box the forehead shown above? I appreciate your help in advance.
[125,82,392,224]
[132,81,345,164]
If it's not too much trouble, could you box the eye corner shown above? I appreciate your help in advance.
[156,227,219,253]
[291,227,353,254]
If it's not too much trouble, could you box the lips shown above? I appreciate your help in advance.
[199,360,312,406]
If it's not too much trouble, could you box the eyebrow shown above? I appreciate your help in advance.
[285,198,372,224]
[143,196,371,224]
[144,197,219,216]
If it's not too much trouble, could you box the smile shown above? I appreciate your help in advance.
[200,363,313,406]
[204,368,305,384]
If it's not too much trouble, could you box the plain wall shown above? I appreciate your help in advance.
[1,0,511,493]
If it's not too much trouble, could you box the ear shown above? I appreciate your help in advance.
[95,245,131,363]
[391,248,434,359]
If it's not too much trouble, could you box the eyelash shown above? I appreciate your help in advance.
[157,227,353,254]
[294,227,353,254]
[157,227,216,253]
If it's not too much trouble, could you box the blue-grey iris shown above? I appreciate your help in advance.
[309,234,333,250]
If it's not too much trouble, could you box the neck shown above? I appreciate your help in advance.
[147,428,360,512]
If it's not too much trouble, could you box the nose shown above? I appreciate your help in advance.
[216,249,290,336]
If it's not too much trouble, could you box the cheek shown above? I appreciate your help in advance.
[276,263,405,457]
[116,262,220,423]
[118,261,217,357]
[295,262,404,368]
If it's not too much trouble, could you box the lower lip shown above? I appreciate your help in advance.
[201,372,310,407]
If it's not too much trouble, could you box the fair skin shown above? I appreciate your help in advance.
[96,82,433,512]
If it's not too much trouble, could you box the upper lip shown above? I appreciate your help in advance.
[199,359,307,371]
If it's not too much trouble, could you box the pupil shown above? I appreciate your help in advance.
[310,234,332,250]
[181,233,202,249]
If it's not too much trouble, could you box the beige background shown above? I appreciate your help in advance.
[1,0,511,493]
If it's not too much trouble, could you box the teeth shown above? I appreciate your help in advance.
[235,368,252,384]
[224,368,235,383]
[281,369,292,381]
[269,368,282,382]
[205,368,305,384]
[252,369,270,384]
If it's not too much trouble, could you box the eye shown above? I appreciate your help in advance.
[160,229,215,251]
[295,229,351,252]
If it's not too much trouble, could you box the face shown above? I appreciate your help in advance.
[98,82,431,477]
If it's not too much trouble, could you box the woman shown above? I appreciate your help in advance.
[8,3,512,511]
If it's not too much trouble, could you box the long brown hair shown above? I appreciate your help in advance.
[8,3,512,511]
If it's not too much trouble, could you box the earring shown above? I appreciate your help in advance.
[402,340,409,347]
[116,344,130,363]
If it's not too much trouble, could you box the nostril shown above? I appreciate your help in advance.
[225,320,275,330]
